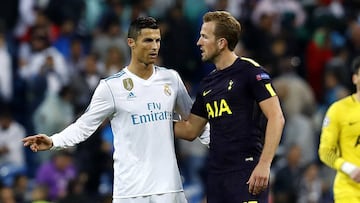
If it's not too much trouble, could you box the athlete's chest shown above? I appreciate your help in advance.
[201,72,249,104]
[112,77,178,113]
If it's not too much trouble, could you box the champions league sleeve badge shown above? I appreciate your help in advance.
[164,84,172,96]
[123,78,134,91]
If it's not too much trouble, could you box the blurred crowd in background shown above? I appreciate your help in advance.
[1,0,360,202]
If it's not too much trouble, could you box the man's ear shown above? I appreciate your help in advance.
[128,38,135,48]
[217,38,227,50]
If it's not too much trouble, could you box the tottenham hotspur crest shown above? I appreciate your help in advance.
[164,84,171,96]
[123,78,133,91]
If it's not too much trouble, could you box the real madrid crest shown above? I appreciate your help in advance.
[164,84,171,96]
[123,78,134,91]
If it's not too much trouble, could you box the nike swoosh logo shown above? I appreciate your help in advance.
[202,90,212,96]
[349,121,360,126]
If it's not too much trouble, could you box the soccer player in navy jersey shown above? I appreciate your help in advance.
[174,11,285,203]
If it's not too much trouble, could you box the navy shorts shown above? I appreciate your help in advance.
[206,168,269,203]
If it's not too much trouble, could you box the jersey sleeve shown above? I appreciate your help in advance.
[318,103,345,170]
[172,70,193,120]
[51,80,115,148]
[248,68,276,103]
[190,84,208,119]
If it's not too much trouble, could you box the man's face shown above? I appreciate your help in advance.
[353,68,360,91]
[130,28,161,65]
[197,21,220,62]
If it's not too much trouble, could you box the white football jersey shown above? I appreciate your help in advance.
[51,66,193,198]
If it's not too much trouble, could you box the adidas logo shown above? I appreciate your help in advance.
[127,92,136,99]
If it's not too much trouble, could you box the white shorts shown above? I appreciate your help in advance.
[113,192,188,203]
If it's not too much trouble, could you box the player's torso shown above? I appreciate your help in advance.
[337,96,360,165]
[105,67,184,197]
[199,60,267,173]
[107,68,178,124]
[200,64,257,136]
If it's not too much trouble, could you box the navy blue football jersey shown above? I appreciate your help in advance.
[191,57,276,173]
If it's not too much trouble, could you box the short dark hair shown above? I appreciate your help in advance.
[352,56,360,74]
[128,17,159,40]
[203,11,241,51]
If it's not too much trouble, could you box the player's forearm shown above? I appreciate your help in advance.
[318,145,344,170]
[174,121,199,141]
[51,119,98,148]
[258,115,284,166]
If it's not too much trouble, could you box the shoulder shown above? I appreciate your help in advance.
[238,57,267,74]
[104,69,127,82]
[232,57,272,83]
[156,65,179,75]
[327,95,353,113]
[239,57,262,68]
[155,65,182,80]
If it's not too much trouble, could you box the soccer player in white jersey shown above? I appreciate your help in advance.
[23,17,194,203]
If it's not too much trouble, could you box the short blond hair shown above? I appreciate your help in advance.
[203,11,241,51]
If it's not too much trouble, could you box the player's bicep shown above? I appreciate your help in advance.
[320,107,340,146]
[258,96,282,119]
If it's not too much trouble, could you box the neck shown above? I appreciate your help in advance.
[127,61,154,79]
[355,91,360,102]
[214,51,238,70]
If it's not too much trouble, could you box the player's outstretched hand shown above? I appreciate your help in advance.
[22,134,52,152]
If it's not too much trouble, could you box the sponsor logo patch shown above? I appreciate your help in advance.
[256,73,270,81]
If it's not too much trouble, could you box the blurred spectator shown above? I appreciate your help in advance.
[313,67,350,134]
[30,184,51,203]
[305,27,334,102]
[0,106,27,186]
[44,0,84,27]
[160,2,199,82]
[297,162,323,203]
[273,57,316,118]
[345,19,360,65]
[92,15,129,63]
[103,46,125,77]
[17,8,60,48]
[0,186,16,203]
[177,138,208,203]
[66,38,87,75]
[53,18,78,59]
[13,0,36,39]
[81,0,106,35]
[322,67,350,108]
[58,176,91,203]
[273,57,318,166]
[12,174,30,203]
[33,85,75,136]
[272,144,302,203]
[252,0,306,37]
[148,0,175,18]
[0,24,13,103]
[19,25,69,94]
[75,121,113,197]
[32,85,75,164]
[35,150,77,201]
[69,53,103,114]
[242,11,276,65]
[325,46,352,90]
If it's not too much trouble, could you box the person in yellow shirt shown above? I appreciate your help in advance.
[318,56,360,203]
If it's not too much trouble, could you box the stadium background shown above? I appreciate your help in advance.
[1,0,360,202]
